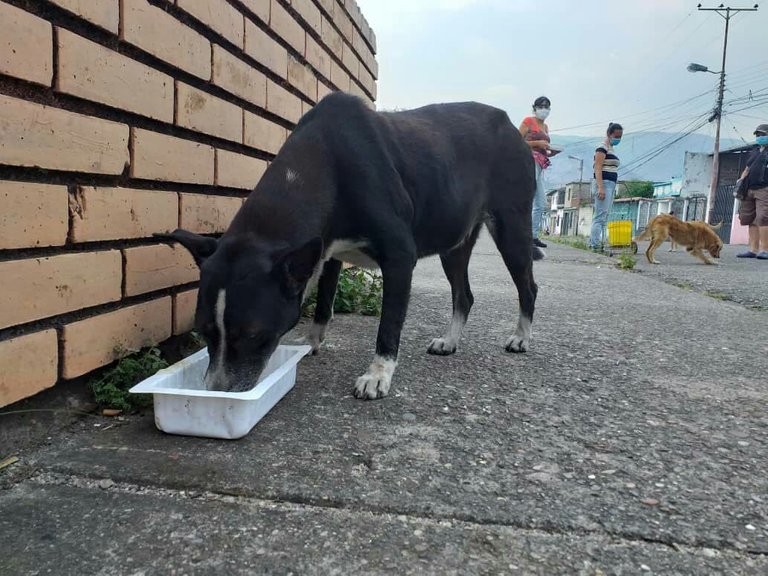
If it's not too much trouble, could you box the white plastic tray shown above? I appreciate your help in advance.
[129,345,311,439]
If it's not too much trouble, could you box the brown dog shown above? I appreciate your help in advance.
[636,214,723,265]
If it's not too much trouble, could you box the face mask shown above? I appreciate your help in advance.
[757,135,768,146]
[534,108,550,120]
[611,138,621,146]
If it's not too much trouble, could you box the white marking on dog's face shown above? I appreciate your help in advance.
[286,168,299,184]
[205,289,229,390]
[354,355,397,400]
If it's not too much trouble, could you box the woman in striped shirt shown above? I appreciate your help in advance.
[590,122,623,251]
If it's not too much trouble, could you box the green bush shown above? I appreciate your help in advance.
[302,267,383,317]
[617,253,637,270]
[90,347,168,411]
[619,180,654,199]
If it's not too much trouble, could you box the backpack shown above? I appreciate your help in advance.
[747,148,768,189]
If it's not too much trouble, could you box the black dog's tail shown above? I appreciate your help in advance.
[532,245,546,261]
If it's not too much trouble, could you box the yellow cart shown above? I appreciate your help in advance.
[606,220,638,255]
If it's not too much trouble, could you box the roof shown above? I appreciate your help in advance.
[714,144,757,155]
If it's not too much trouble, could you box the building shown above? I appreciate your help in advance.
[681,144,757,244]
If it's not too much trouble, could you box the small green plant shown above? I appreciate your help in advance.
[705,291,728,301]
[616,253,637,270]
[90,347,168,411]
[301,267,383,317]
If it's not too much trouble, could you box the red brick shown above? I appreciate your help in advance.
[345,0,362,28]
[0,251,122,330]
[0,330,58,408]
[0,94,129,174]
[240,0,270,22]
[49,0,119,34]
[317,81,332,101]
[245,19,288,79]
[0,181,68,250]
[348,77,366,99]
[216,149,268,189]
[61,298,172,379]
[334,5,354,43]
[0,3,53,86]
[330,58,350,91]
[266,80,303,123]
[244,112,287,155]
[121,0,211,80]
[124,244,198,297]
[357,63,375,98]
[270,0,305,54]
[56,29,173,122]
[176,83,243,143]
[305,35,331,80]
[342,42,359,77]
[289,0,321,34]
[287,57,317,101]
[177,0,244,49]
[320,16,342,59]
[131,128,214,184]
[173,288,198,335]
[69,186,178,243]
[212,45,267,108]
[179,193,242,234]
[317,0,334,17]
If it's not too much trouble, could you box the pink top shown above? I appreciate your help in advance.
[522,116,550,170]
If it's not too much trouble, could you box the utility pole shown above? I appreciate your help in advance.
[697,3,759,224]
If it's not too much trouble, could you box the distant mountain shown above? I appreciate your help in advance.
[543,132,741,190]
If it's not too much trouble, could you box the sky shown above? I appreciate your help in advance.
[357,0,768,141]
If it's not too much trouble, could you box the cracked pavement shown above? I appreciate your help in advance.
[1,234,767,575]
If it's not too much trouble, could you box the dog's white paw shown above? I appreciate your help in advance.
[353,356,396,400]
[427,337,457,356]
[305,322,328,355]
[505,335,528,353]
[651,259,661,265]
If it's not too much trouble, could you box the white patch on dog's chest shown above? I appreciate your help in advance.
[302,239,377,302]
[327,240,379,269]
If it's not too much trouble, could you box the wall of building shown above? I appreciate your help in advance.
[0,0,377,407]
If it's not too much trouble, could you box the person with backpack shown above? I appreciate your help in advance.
[735,124,768,259]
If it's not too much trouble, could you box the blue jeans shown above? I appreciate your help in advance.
[532,164,547,238]
[590,179,616,249]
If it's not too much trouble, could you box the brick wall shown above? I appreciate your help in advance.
[0,0,377,407]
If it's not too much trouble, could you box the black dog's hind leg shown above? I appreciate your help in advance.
[353,244,416,400]
[307,258,342,353]
[486,212,538,353]
[428,223,482,355]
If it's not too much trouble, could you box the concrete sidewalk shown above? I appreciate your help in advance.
[2,235,767,575]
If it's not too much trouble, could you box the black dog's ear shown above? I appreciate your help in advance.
[154,229,218,267]
[276,237,323,295]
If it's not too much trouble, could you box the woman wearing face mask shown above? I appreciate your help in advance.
[519,96,560,248]
[590,122,623,251]
[735,124,768,259]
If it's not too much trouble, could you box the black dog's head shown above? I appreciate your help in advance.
[160,230,322,392]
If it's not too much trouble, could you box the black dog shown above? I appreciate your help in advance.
[162,93,541,400]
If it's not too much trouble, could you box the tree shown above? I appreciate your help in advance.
[619,180,654,199]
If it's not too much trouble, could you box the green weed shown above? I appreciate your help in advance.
[302,267,383,317]
[616,253,637,270]
[90,347,168,411]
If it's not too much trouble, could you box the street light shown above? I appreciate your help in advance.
[687,62,719,74]
[688,60,726,224]
[567,154,584,194]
